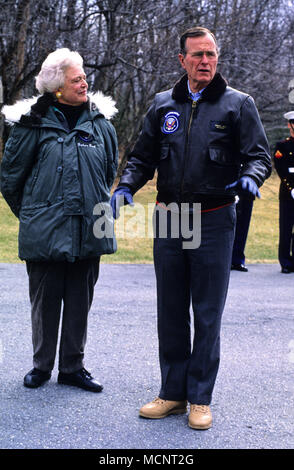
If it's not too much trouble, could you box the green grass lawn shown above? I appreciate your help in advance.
[245,174,279,263]
[0,173,280,264]
[0,194,20,263]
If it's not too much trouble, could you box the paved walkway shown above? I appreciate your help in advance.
[0,262,293,450]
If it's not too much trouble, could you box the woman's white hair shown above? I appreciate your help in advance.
[35,48,84,94]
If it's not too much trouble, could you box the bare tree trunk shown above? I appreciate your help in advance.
[14,0,31,100]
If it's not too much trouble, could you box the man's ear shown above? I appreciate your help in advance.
[178,53,186,70]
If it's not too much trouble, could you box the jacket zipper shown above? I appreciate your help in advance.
[188,100,198,135]
[181,99,199,196]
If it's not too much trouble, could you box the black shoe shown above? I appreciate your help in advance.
[58,368,103,393]
[231,264,248,272]
[281,267,292,273]
[24,368,51,388]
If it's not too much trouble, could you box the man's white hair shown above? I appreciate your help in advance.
[35,48,84,94]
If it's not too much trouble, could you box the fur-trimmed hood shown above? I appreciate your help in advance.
[1,91,118,126]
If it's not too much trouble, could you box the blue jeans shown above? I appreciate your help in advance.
[153,203,236,405]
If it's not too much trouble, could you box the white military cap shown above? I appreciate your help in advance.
[284,111,294,120]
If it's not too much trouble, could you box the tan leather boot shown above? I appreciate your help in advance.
[188,404,212,430]
[139,397,187,419]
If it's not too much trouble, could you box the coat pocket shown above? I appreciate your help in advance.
[208,147,237,166]
[206,147,239,189]
[18,201,73,261]
[25,159,41,195]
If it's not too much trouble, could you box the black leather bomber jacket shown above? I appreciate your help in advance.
[119,73,272,207]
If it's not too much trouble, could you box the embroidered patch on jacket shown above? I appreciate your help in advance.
[77,132,96,148]
[162,111,180,134]
[274,150,283,158]
[78,131,94,143]
[210,121,230,132]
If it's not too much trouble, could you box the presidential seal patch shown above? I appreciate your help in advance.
[162,111,180,134]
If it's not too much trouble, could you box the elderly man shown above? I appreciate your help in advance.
[111,26,271,429]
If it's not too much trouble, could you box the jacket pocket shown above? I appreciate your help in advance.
[208,147,237,166]
[206,147,239,189]
[18,201,73,261]
[27,159,41,195]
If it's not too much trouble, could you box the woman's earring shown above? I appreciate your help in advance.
[56,91,62,99]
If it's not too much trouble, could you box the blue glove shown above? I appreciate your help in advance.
[111,186,134,219]
[225,176,261,198]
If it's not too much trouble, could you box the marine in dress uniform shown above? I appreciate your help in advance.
[273,111,294,273]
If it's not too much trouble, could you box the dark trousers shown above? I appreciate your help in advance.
[279,199,294,269]
[232,196,253,265]
[153,204,236,405]
[26,258,100,373]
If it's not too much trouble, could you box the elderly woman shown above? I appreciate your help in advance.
[1,48,118,391]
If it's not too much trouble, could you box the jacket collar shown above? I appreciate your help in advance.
[2,91,117,127]
[172,72,227,103]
